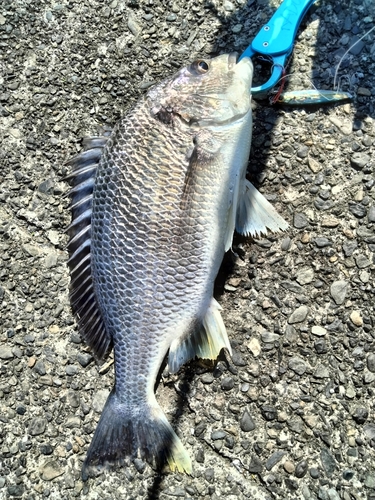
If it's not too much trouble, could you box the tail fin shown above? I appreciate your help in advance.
[82,390,192,479]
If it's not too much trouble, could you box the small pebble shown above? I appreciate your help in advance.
[350,311,363,327]
[367,353,375,373]
[265,450,286,471]
[288,305,309,324]
[320,448,336,477]
[293,212,309,229]
[284,461,295,474]
[247,338,261,357]
[330,280,348,305]
[350,152,370,170]
[288,356,306,375]
[221,377,235,391]
[310,467,320,479]
[311,326,327,336]
[295,459,308,478]
[40,460,64,481]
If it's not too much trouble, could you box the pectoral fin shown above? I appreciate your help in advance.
[236,179,288,237]
[168,298,231,374]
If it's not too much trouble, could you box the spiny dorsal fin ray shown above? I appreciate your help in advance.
[66,134,112,360]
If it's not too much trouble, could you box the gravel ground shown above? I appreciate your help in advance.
[1,0,375,499]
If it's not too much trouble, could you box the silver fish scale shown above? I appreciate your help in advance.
[91,99,227,403]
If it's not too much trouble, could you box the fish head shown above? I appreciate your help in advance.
[148,53,253,127]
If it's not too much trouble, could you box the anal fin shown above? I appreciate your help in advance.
[168,298,231,374]
[236,179,288,237]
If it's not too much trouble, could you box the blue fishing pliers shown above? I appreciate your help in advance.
[239,0,318,96]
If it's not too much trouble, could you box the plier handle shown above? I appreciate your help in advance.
[239,0,318,96]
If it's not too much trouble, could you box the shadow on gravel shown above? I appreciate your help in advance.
[147,366,197,500]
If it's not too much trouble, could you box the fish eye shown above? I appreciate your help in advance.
[191,60,209,75]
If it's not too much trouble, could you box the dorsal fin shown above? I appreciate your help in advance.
[65,134,113,360]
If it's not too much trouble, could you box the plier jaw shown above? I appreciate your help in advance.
[239,0,318,97]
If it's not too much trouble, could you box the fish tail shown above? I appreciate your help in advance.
[82,390,192,479]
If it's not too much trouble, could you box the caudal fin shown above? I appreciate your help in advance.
[82,390,192,479]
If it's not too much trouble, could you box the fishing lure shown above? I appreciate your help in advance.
[274,89,353,106]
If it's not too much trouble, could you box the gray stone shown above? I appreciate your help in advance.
[350,152,370,170]
[314,237,332,248]
[0,346,14,360]
[231,350,247,367]
[295,459,308,478]
[342,241,357,257]
[368,206,375,222]
[364,371,375,384]
[261,405,277,421]
[76,352,93,368]
[364,423,375,440]
[28,417,47,436]
[281,237,292,251]
[34,360,46,376]
[311,326,327,336]
[40,460,64,481]
[7,485,24,497]
[297,145,309,158]
[320,448,336,477]
[221,377,235,391]
[38,178,55,194]
[201,373,214,384]
[211,430,227,440]
[239,410,255,432]
[287,417,305,434]
[288,305,309,324]
[364,474,375,489]
[349,203,367,218]
[67,391,80,408]
[330,281,348,305]
[314,364,330,378]
[288,356,307,375]
[261,331,280,343]
[296,268,314,285]
[367,353,375,372]
[248,456,263,473]
[327,488,340,500]
[65,416,81,428]
[64,472,75,489]
[310,467,320,479]
[65,365,79,376]
[355,254,371,268]
[265,450,286,470]
[280,280,304,294]
[92,389,110,413]
[293,212,309,228]
[352,407,368,424]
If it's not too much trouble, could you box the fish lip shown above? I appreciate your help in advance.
[228,52,238,69]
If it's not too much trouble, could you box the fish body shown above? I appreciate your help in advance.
[66,53,287,476]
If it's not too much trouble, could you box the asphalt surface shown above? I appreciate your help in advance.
[1,0,375,499]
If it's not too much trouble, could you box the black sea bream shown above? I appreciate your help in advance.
[66,53,288,476]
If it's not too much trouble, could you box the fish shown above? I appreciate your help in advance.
[65,52,288,477]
